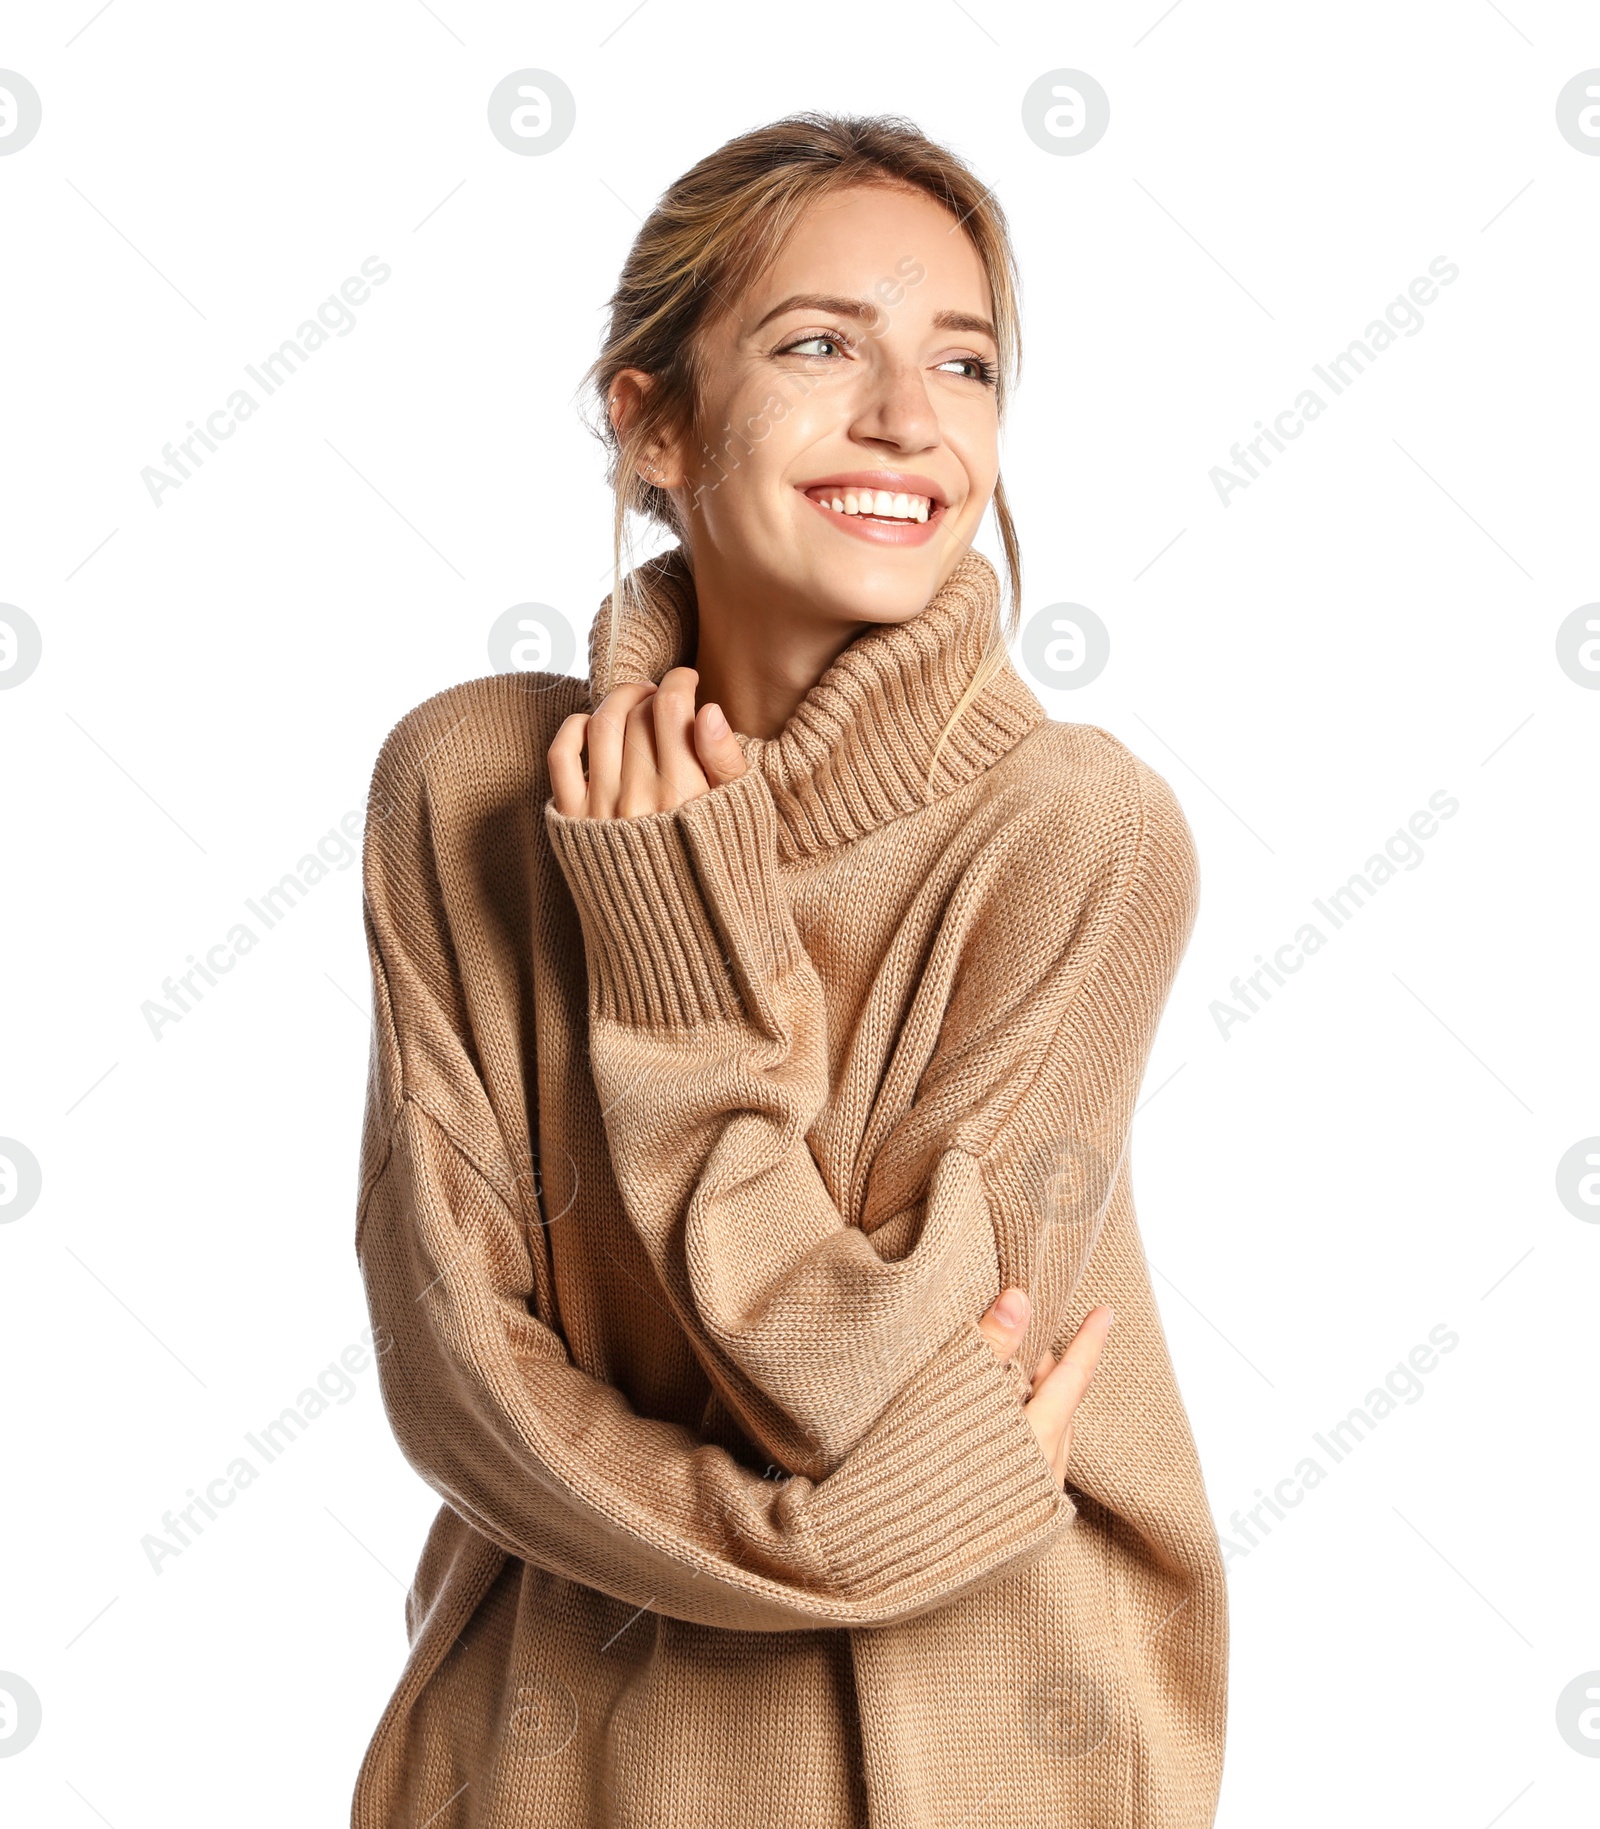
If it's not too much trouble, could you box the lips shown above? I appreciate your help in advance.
[796,471,950,547]
[797,471,949,530]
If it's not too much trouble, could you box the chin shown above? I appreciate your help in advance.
[790,535,960,624]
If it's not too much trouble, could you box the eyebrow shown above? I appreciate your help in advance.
[750,292,998,344]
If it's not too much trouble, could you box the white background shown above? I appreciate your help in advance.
[2,2,1596,1823]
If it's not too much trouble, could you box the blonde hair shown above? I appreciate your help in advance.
[578,110,1025,790]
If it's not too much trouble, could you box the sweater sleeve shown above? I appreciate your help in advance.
[355,859,1076,1637]
[542,743,1197,1484]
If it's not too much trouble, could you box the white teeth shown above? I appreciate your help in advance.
[813,486,933,522]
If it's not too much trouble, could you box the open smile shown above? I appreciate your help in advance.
[797,472,950,547]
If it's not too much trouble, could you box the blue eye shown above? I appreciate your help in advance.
[939,355,1001,387]
[780,333,848,359]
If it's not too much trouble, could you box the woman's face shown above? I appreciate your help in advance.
[652,183,1002,628]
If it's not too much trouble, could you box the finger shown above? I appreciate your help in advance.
[587,682,656,819]
[973,1287,1031,1362]
[548,712,592,817]
[1030,1347,1057,1397]
[616,690,665,817]
[618,687,661,819]
[1030,1306,1114,1438]
[694,701,748,787]
[650,667,712,804]
[1059,1416,1076,1472]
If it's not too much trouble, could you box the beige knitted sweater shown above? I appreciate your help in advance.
[349,543,1227,1827]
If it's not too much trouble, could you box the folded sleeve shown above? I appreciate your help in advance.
[542,741,1198,1484]
[356,764,1077,1635]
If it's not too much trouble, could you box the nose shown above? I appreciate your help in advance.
[847,353,942,456]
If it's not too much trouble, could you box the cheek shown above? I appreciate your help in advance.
[744,387,829,463]
[695,380,804,482]
[949,414,1000,500]
[728,416,814,515]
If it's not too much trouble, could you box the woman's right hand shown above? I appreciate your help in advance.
[975,1289,1113,1488]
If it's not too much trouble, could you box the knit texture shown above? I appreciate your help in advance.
[350,542,1228,1827]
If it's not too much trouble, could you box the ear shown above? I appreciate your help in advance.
[639,449,681,490]
[608,370,685,490]
[606,368,652,438]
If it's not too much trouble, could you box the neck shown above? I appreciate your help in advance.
[585,540,1046,858]
[688,547,876,741]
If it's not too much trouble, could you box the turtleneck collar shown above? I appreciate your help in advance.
[584,543,1047,860]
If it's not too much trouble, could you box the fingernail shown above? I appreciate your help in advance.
[995,1288,1029,1327]
[705,704,729,737]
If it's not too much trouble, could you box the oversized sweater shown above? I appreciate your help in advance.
[349,541,1227,1828]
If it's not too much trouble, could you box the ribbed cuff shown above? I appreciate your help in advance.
[543,768,804,1033]
[804,1319,1076,1610]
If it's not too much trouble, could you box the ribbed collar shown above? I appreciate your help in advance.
[585,543,1047,860]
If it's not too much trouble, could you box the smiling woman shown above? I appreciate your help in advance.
[350,111,1226,1828]
[588,167,1023,762]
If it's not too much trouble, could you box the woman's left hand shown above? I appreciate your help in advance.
[548,665,748,819]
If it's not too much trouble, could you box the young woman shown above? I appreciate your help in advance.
[351,113,1226,1828]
